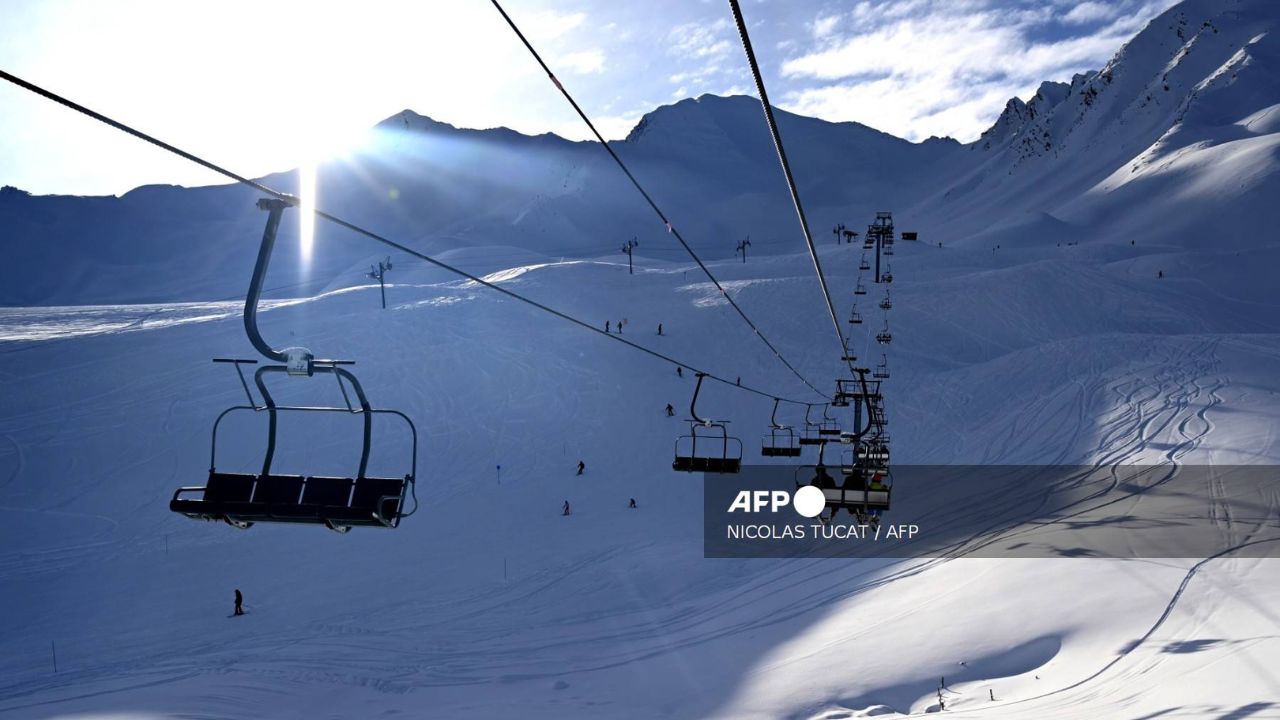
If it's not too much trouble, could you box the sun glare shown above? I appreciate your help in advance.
[299,162,316,264]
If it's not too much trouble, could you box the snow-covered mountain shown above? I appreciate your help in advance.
[1,1,1279,718]
[5,0,1276,307]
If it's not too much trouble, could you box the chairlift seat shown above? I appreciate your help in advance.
[761,445,802,457]
[272,476,354,521]
[822,486,892,511]
[672,456,742,473]
[327,476,408,526]
[170,472,256,520]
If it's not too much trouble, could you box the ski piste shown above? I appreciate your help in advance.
[2,0,1279,717]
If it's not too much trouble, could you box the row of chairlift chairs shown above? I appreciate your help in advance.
[171,199,893,531]
[673,369,894,519]
[676,215,900,519]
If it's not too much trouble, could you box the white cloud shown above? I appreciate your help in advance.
[812,15,840,39]
[779,0,1178,142]
[1061,2,1119,25]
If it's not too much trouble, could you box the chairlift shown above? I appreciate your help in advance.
[673,373,743,473]
[879,293,893,311]
[881,264,893,283]
[855,281,867,296]
[873,355,890,380]
[848,305,863,325]
[761,398,802,457]
[859,257,870,271]
[798,404,826,446]
[818,403,842,437]
[170,199,418,533]
[876,320,893,345]
[799,462,891,516]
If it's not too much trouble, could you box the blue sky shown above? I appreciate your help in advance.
[0,0,1178,196]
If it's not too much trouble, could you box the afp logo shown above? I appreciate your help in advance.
[728,486,826,518]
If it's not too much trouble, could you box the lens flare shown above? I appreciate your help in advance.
[299,163,316,263]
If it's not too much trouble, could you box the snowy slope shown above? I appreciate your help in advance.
[2,0,1280,717]
[1,234,1278,719]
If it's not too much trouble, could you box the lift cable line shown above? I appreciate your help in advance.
[0,68,816,407]
[486,0,826,401]
[727,0,846,357]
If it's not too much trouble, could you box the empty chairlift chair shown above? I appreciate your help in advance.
[818,404,843,438]
[873,355,890,380]
[673,373,743,473]
[169,198,418,533]
[798,404,826,446]
[761,398,802,457]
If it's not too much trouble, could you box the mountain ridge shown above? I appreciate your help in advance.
[1,0,1277,306]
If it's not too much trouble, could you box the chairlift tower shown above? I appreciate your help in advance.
[866,211,896,284]
[736,236,752,264]
[621,237,638,274]
[367,256,393,309]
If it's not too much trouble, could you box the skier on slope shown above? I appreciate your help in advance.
[234,589,244,616]
[629,498,637,509]
[606,320,611,333]
[577,460,585,476]
[666,403,675,417]
[563,500,571,516]
[677,367,683,378]
[657,323,663,336]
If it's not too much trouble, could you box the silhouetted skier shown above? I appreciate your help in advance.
[234,589,244,616]
[1158,270,1164,278]
[677,367,683,378]
[617,321,623,334]
[657,323,663,336]
[666,403,675,417]
[562,500,571,516]
[577,460,585,476]
[736,376,741,386]
[629,498,637,509]
[605,320,611,333]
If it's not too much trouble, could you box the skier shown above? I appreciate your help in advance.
[234,588,244,616]
[1158,270,1164,279]
[576,460,585,476]
[562,500,571,516]
[736,376,741,386]
[617,321,623,334]
[676,366,683,378]
[666,403,675,417]
[657,323,663,336]
[628,498,637,509]
[605,320,611,333]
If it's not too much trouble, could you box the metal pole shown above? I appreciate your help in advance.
[379,266,386,309]
[51,640,57,673]
[875,231,882,283]
[244,199,289,363]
